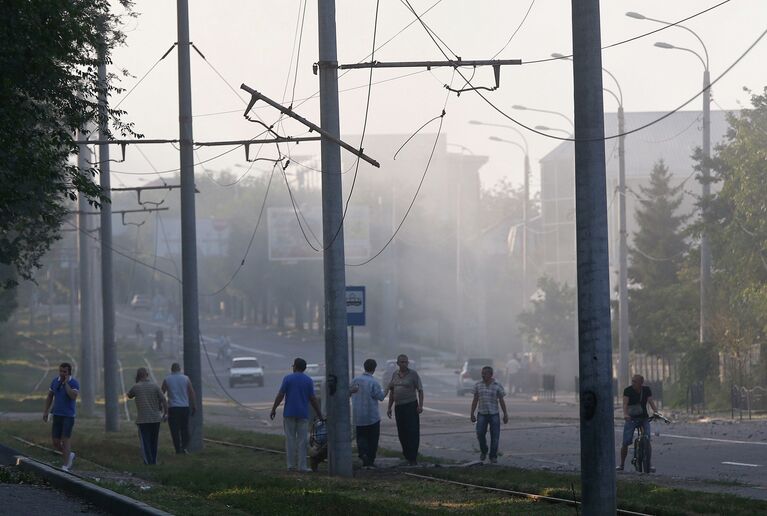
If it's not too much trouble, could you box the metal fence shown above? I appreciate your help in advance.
[731,385,767,420]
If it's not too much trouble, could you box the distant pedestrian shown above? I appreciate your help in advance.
[270,358,323,472]
[505,354,521,394]
[127,367,167,465]
[386,354,424,466]
[42,362,79,471]
[470,366,509,463]
[135,323,144,346]
[350,359,386,468]
[155,329,164,351]
[161,363,197,454]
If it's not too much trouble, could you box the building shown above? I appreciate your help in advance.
[539,109,732,286]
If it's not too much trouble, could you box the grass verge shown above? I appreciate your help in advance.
[1,419,765,515]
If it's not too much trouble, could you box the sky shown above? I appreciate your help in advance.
[107,0,767,193]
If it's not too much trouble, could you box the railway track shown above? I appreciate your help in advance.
[10,431,654,515]
[200,437,653,515]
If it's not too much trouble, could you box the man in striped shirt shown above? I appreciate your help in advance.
[469,366,509,463]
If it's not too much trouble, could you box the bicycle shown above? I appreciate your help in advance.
[631,412,670,473]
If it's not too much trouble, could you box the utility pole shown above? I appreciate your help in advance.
[700,69,711,345]
[522,153,530,309]
[97,35,119,432]
[571,1,616,513]
[176,0,203,450]
[618,105,630,389]
[77,138,95,416]
[317,0,353,477]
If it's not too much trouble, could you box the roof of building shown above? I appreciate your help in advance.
[539,109,734,177]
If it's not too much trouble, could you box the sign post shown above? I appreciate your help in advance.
[346,286,366,378]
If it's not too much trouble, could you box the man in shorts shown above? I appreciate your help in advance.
[42,362,79,471]
[617,374,658,471]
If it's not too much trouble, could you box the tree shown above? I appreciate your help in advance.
[517,276,576,353]
[627,160,697,359]
[704,87,767,385]
[0,0,135,285]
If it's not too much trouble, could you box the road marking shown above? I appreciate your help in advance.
[721,461,762,467]
[663,434,767,446]
[231,342,286,358]
[422,406,465,418]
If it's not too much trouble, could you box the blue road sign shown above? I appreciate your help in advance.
[346,286,365,326]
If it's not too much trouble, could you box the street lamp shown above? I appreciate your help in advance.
[534,125,573,137]
[471,122,531,309]
[551,51,630,387]
[512,104,574,131]
[487,134,531,313]
[628,10,712,347]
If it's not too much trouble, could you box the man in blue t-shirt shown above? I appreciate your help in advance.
[270,358,322,471]
[42,362,80,471]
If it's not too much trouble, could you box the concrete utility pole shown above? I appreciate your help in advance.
[571,1,617,513]
[97,39,119,432]
[317,0,353,477]
[77,138,95,417]
[176,0,203,451]
[700,69,711,345]
[617,105,630,389]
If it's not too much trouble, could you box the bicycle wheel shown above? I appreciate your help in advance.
[632,437,642,472]
[641,436,652,473]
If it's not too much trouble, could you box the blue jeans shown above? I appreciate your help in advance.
[622,418,651,447]
[476,413,501,459]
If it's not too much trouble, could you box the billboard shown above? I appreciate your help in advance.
[267,205,370,261]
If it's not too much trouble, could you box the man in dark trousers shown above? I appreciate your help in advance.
[350,359,386,468]
[42,362,79,471]
[386,354,424,466]
[161,363,197,454]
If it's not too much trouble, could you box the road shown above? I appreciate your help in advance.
[117,310,767,500]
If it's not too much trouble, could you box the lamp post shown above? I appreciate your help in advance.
[551,52,630,388]
[627,10,712,347]
[534,125,573,137]
[512,104,574,132]
[474,126,530,306]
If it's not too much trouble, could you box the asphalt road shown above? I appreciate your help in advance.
[115,311,767,500]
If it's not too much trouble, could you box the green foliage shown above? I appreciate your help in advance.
[0,0,136,285]
[628,160,696,358]
[517,276,575,353]
[704,87,767,384]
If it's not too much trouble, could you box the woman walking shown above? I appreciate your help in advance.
[127,367,167,465]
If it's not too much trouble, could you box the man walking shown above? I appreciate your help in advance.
[350,359,386,468]
[386,354,423,466]
[42,362,79,471]
[270,358,322,472]
[470,366,509,463]
[161,363,197,454]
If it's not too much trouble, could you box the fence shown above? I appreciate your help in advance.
[541,374,556,402]
[731,385,767,420]
[687,381,705,414]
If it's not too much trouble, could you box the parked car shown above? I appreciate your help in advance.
[228,357,264,388]
[130,294,151,310]
[455,358,493,396]
[305,363,325,394]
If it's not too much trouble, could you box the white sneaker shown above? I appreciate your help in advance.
[61,465,70,472]
[65,452,75,469]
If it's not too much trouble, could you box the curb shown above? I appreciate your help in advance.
[1,443,171,516]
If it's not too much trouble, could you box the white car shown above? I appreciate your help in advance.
[305,363,325,394]
[228,357,264,388]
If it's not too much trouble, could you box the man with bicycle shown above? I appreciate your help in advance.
[617,374,658,471]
